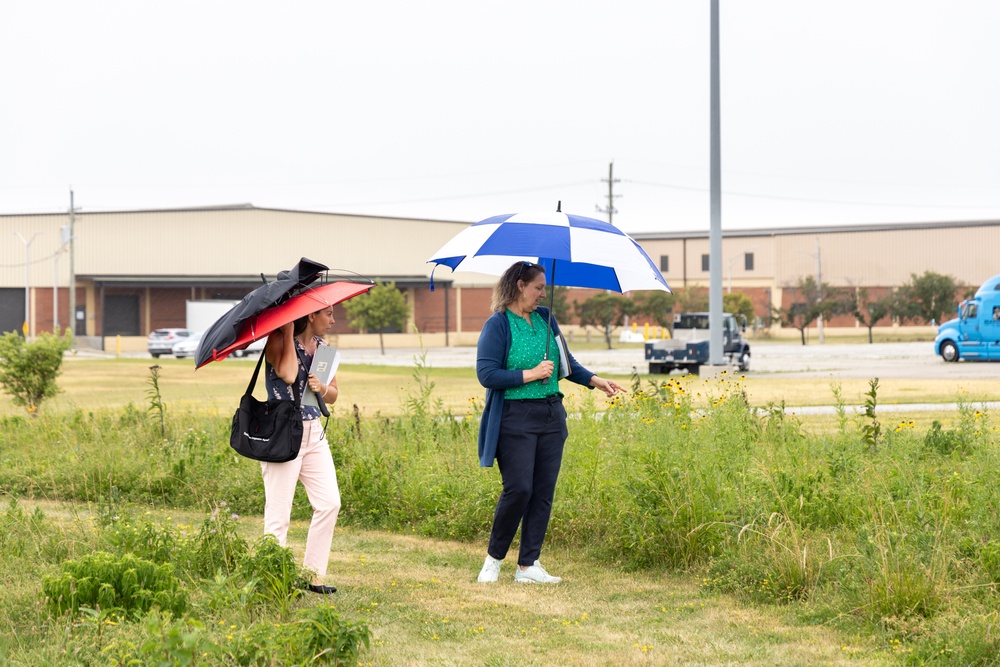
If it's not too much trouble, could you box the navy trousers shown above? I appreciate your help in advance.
[487,395,569,566]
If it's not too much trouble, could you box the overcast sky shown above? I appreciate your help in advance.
[2,1,998,235]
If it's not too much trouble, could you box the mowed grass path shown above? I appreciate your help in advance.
[24,500,892,667]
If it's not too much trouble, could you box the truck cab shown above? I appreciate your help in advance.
[645,312,750,374]
[934,274,1000,362]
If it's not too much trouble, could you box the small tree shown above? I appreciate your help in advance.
[0,330,73,413]
[853,288,894,344]
[343,281,409,355]
[575,292,636,349]
[773,276,851,345]
[723,292,756,324]
[672,286,709,313]
[894,271,961,325]
[548,285,572,324]
[633,291,676,329]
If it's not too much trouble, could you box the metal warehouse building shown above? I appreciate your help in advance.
[2,204,998,347]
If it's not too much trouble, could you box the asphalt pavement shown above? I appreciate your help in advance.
[340,341,1000,381]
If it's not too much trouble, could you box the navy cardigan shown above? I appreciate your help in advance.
[475,306,595,467]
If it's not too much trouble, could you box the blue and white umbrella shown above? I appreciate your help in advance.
[427,211,671,294]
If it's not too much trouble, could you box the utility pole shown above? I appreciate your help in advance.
[68,189,77,337]
[596,161,620,225]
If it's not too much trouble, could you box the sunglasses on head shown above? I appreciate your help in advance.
[515,261,537,280]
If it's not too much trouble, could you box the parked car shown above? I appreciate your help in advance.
[171,331,204,359]
[147,328,194,358]
[232,338,266,358]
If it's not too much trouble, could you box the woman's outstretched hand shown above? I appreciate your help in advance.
[590,376,624,397]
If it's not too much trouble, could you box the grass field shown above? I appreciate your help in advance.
[10,500,894,667]
[2,352,999,665]
[19,354,996,423]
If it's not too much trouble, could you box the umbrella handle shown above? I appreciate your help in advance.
[541,259,557,384]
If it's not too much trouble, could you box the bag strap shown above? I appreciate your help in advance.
[245,344,301,407]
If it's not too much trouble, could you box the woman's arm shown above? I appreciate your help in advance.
[476,313,549,389]
[264,323,298,384]
[317,375,338,406]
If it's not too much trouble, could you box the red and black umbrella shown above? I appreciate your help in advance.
[195,258,373,368]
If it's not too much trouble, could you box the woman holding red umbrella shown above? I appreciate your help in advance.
[261,304,340,594]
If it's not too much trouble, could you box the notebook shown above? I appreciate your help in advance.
[302,345,340,407]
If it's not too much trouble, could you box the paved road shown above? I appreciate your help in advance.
[92,340,999,381]
[341,341,1000,381]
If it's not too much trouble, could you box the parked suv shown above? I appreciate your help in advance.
[147,328,194,358]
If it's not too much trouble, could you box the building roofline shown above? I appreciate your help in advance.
[0,203,472,225]
[630,218,1000,240]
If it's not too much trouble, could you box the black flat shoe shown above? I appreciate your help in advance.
[306,583,337,594]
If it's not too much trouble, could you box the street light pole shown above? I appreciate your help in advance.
[14,231,41,337]
[815,237,824,344]
[68,189,77,337]
[708,0,723,366]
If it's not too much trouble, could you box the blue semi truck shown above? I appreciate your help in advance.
[934,274,1000,362]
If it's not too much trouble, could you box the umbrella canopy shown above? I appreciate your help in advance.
[427,211,671,294]
[196,280,374,368]
[194,258,329,367]
[194,255,374,368]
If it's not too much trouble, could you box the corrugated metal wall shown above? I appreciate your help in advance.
[635,224,1000,291]
[0,207,489,287]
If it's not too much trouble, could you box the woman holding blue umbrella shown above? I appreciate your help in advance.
[476,261,624,584]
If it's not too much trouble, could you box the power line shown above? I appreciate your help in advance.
[328,180,594,208]
[0,248,63,269]
[626,179,1000,209]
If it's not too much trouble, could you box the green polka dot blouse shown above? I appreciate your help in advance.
[503,309,561,400]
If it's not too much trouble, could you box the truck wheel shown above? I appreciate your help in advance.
[683,364,699,375]
[649,363,663,374]
[738,352,751,372]
[940,340,960,362]
[233,349,244,358]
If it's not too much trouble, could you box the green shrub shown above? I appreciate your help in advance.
[703,514,829,605]
[296,604,372,665]
[42,551,187,619]
[923,420,965,456]
[0,330,73,413]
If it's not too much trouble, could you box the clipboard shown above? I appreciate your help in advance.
[554,333,570,379]
[302,345,340,407]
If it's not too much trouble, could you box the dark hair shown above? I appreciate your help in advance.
[491,261,545,312]
[293,305,333,336]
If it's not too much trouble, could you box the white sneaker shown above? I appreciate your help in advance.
[477,555,503,583]
[514,560,562,584]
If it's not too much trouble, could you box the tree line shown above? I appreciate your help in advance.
[554,270,966,348]
[774,270,967,345]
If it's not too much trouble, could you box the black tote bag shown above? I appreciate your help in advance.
[230,351,303,462]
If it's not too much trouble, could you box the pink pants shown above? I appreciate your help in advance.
[260,418,341,578]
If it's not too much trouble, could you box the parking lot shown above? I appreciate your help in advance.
[99,339,999,382]
[335,340,999,380]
